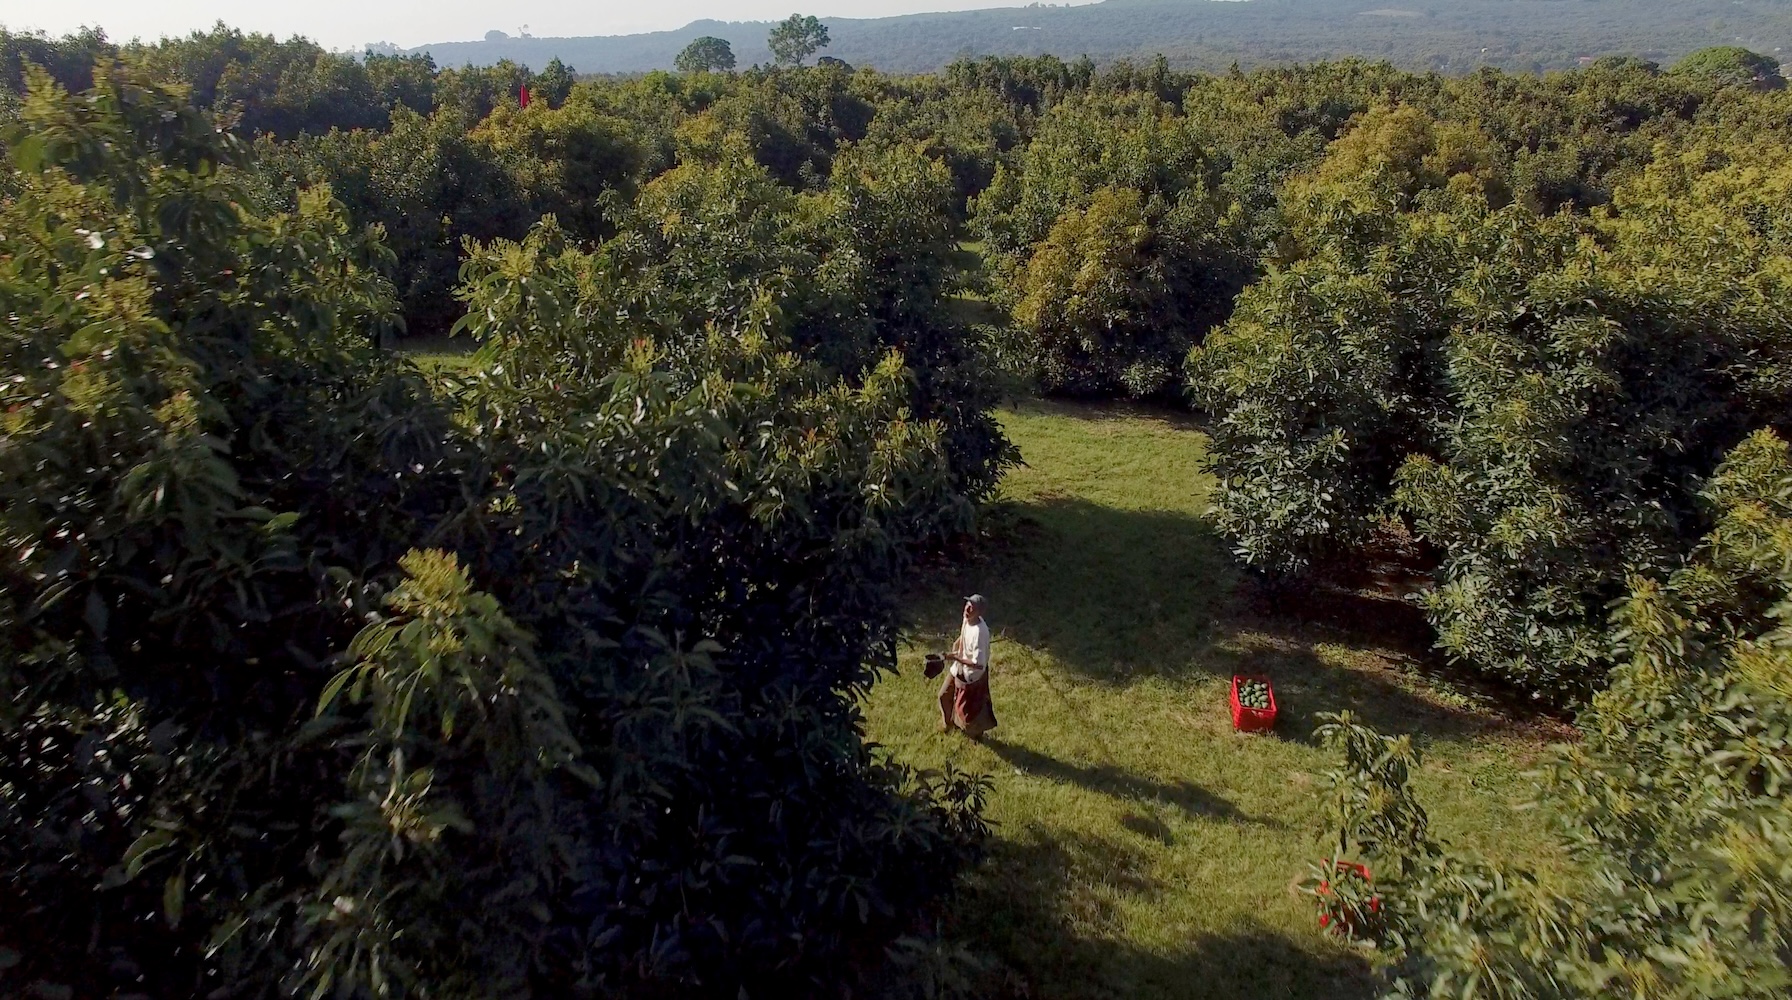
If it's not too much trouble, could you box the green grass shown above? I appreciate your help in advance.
[864,400,1572,999]
[397,334,479,373]
[946,238,1009,328]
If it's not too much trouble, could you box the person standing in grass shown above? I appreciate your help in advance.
[940,594,998,739]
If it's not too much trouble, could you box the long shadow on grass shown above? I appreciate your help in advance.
[1006,396,1209,429]
[956,827,1377,1000]
[922,496,1506,748]
[982,738,1282,828]
[921,499,1237,680]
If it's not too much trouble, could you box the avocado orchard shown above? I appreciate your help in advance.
[5,26,1792,998]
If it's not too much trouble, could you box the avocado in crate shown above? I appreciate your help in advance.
[1229,675,1278,732]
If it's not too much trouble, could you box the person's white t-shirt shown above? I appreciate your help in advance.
[955,618,990,683]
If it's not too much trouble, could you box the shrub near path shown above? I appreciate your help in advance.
[862,401,1574,999]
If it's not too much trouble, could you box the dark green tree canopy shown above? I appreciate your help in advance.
[768,13,830,67]
[675,35,737,73]
[530,56,575,106]
[0,61,1001,999]
[1671,45,1784,88]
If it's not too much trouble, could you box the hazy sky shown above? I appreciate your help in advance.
[4,1,1093,51]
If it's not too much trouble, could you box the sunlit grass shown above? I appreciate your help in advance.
[864,400,1573,999]
[397,334,479,374]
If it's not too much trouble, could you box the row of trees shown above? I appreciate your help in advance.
[1307,425,1792,997]
[969,51,1787,403]
[0,51,1011,1000]
[19,26,1773,360]
[1,23,583,138]
[5,28,1767,316]
[1190,93,1792,700]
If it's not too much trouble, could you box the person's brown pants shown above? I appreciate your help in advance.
[938,673,997,738]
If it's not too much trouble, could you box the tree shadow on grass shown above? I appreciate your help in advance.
[1197,635,1506,750]
[952,827,1378,1000]
[982,737,1283,828]
[913,498,1238,681]
[1006,396,1210,430]
[914,496,1544,749]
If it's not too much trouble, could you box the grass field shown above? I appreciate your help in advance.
[863,401,1573,999]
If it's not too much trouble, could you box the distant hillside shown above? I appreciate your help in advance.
[408,0,1792,76]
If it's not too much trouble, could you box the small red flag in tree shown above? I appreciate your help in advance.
[520,85,531,108]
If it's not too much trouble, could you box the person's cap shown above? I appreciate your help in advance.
[963,594,988,609]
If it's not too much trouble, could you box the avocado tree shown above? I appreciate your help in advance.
[1012,187,1186,398]
[1671,45,1784,89]
[977,93,1248,399]
[768,13,830,67]
[530,55,575,106]
[675,35,737,74]
[1307,428,1792,999]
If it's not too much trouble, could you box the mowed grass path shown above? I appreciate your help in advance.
[863,401,1570,999]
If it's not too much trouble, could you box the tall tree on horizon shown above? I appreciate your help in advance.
[768,13,830,67]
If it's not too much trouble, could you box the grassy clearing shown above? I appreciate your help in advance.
[864,400,1572,999]
[948,243,1007,329]
[397,334,479,373]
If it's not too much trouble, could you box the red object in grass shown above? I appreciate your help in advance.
[1318,859,1382,934]
[1229,675,1278,732]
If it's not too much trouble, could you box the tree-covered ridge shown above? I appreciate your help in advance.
[398,0,1792,76]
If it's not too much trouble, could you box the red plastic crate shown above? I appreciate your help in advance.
[1317,860,1382,934]
[1229,675,1278,732]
